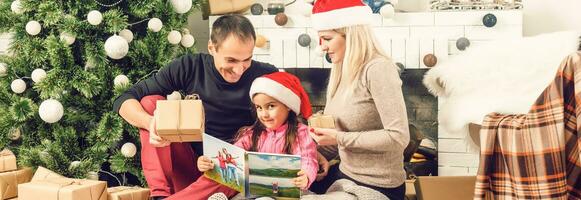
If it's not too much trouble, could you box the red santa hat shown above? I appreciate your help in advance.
[311,0,374,31]
[250,72,313,119]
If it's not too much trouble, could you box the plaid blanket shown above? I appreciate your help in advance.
[475,52,581,199]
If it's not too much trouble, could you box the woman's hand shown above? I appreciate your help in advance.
[197,156,214,172]
[309,128,339,146]
[316,152,330,181]
[293,170,309,190]
[148,111,170,147]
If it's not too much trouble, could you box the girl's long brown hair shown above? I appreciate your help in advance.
[235,109,302,155]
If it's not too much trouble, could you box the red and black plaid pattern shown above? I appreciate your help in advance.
[475,52,581,200]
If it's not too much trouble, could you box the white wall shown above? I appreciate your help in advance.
[523,0,581,36]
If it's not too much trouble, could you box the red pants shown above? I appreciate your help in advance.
[139,95,238,199]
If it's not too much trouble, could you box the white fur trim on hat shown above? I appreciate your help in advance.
[312,5,373,31]
[250,77,301,115]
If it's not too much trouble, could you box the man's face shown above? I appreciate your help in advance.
[209,35,255,83]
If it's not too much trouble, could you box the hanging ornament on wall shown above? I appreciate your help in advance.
[104,35,129,60]
[181,34,195,48]
[114,74,129,87]
[251,3,264,15]
[31,68,46,83]
[25,21,41,36]
[456,37,470,51]
[482,13,497,28]
[121,142,137,158]
[11,0,23,14]
[167,30,182,45]
[9,127,21,140]
[274,13,288,26]
[267,1,285,15]
[255,34,268,48]
[59,32,76,46]
[167,91,182,100]
[325,53,332,63]
[170,0,193,14]
[380,3,395,19]
[11,79,26,94]
[0,63,7,77]
[87,10,103,25]
[39,99,64,123]
[423,54,438,67]
[148,18,163,32]
[119,29,134,43]
[297,34,311,47]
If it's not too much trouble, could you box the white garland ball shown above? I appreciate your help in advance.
[11,0,23,14]
[87,10,103,25]
[114,74,129,87]
[170,0,193,14]
[147,18,163,32]
[31,68,47,83]
[167,30,182,45]
[167,91,182,100]
[121,142,137,158]
[104,35,129,60]
[39,99,64,123]
[11,79,26,94]
[70,161,81,169]
[59,32,76,45]
[119,29,134,43]
[0,63,7,77]
[180,34,195,48]
[380,4,395,19]
[25,21,41,36]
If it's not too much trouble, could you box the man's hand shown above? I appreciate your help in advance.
[293,170,309,190]
[148,111,170,147]
[197,156,215,172]
[316,152,330,181]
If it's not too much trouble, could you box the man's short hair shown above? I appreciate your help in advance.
[211,15,256,50]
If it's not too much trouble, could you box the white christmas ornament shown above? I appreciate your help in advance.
[31,68,47,83]
[11,0,23,14]
[147,18,163,32]
[170,0,193,14]
[380,4,395,19]
[70,161,81,169]
[25,21,41,36]
[121,142,137,158]
[11,79,26,94]
[167,91,182,100]
[167,30,182,45]
[87,10,103,25]
[104,35,129,59]
[114,74,129,87]
[0,63,7,77]
[119,29,134,43]
[39,99,64,123]
[180,34,195,48]
[59,32,76,45]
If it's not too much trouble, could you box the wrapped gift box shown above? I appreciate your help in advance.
[107,186,150,200]
[0,150,17,173]
[0,168,33,200]
[156,98,204,142]
[18,178,107,200]
[30,167,65,182]
[308,114,335,129]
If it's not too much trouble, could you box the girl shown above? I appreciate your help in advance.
[166,72,319,200]
[308,0,410,199]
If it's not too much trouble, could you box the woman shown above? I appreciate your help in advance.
[308,0,410,199]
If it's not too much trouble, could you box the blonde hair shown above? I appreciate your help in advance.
[326,25,390,98]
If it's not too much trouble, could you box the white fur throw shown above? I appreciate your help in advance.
[423,31,580,133]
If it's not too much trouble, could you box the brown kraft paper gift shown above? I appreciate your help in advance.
[17,178,107,200]
[107,186,150,200]
[0,150,17,173]
[156,95,204,142]
[0,168,33,200]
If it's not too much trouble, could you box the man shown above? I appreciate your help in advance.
[113,15,277,200]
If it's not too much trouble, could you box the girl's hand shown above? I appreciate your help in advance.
[309,128,338,146]
[293,170,309,190]
[197,156,214,172]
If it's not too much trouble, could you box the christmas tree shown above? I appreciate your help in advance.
[0,0,199,186]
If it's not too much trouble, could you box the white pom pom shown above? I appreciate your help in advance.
[171,0,193,14]
[147,18,163,32]
[70,161,81,169]
[167,30,182,45]
[380,4,395,19]
[87,10,103,25]
[25,21,41,36]
[121,142,137,158]
[167,91,182,100]
[39,99,64,123]
[11,0,23,14]
[0,63,7,77]
[59,32,76,45]
[114,74,129,87]
[180,34,195,48]
[119,29,134,43]
[104,35,129,60]
[11,79,26,94]
[31,68,47,83]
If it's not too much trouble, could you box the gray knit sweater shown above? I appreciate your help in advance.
[323,56,410,188]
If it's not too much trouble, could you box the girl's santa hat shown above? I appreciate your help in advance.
[250,72,312,119]
[311,0,374,31]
